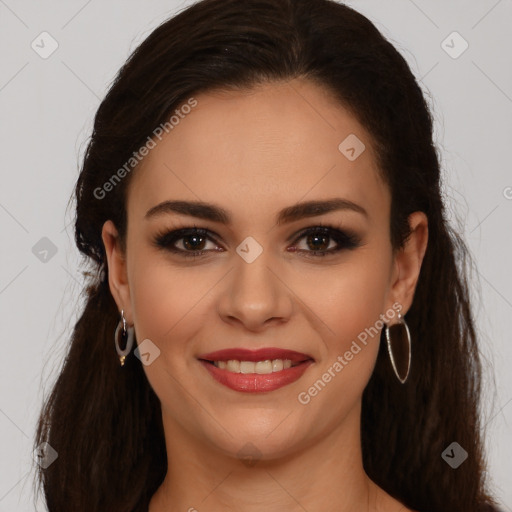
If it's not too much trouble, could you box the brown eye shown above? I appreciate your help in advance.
[153,225,362,259]
[303,232,332,251]
[180,233,208,251]
[153,227,221,258]
[291,226,362,257]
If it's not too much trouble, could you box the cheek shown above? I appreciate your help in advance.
[127,250,211,409]
[291,256,392,430]
[129,259,176,341]
[309,257,390,341]
[128,247,217,363]
[300,249,392,389]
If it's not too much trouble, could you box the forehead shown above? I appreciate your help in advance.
[127,78,389,226]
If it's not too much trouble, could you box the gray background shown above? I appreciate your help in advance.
[0,0,511,510]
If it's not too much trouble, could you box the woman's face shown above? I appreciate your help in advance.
[103,78,427,461]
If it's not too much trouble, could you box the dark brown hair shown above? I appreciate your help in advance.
[34,0,499,510]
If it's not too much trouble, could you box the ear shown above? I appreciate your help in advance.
[101,220,133,324]
[387,211,429,315]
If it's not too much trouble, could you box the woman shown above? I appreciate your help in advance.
[34,0,502,510]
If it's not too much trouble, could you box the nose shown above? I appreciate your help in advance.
[217,251,293,332]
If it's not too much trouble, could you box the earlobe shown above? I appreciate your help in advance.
[101,220,132,321]
[390,211,429,314]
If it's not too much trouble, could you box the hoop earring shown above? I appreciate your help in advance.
[384,308,411,384]
[115,309,134,367]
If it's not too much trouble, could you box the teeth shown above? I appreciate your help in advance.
[272,359,284,372]
[213,359,294,374]
[226,360,240,372]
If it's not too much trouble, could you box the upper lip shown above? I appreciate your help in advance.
[197,348,314,363]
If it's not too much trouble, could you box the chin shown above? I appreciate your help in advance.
[205,423,305,462]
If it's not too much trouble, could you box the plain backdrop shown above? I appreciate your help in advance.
[0,0,511,510]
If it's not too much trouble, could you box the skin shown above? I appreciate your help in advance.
[102,77,428,512]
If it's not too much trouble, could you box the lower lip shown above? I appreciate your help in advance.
[199,359,314,393]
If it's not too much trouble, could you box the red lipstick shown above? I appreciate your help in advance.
[197,347,314,393]
[198,347,312,363]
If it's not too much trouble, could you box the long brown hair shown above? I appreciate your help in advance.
[34,0,499,510]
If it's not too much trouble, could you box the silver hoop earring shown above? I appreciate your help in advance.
[384,309,411,384]
[115,309,134,367]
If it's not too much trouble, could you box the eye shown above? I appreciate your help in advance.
[152,224,362,259]
[153,227,220,258]
[289,225,362,257]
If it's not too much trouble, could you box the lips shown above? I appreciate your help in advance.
[197,347,315,393]
[197,348,314,363]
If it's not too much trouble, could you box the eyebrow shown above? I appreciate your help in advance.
[144,198,368,225]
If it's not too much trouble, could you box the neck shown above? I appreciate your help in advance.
[149,400,385,512]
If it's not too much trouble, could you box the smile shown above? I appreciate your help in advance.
[212,358,297,373]
[197,347,314,393]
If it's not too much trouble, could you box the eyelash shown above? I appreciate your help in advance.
[152,223,362,259]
